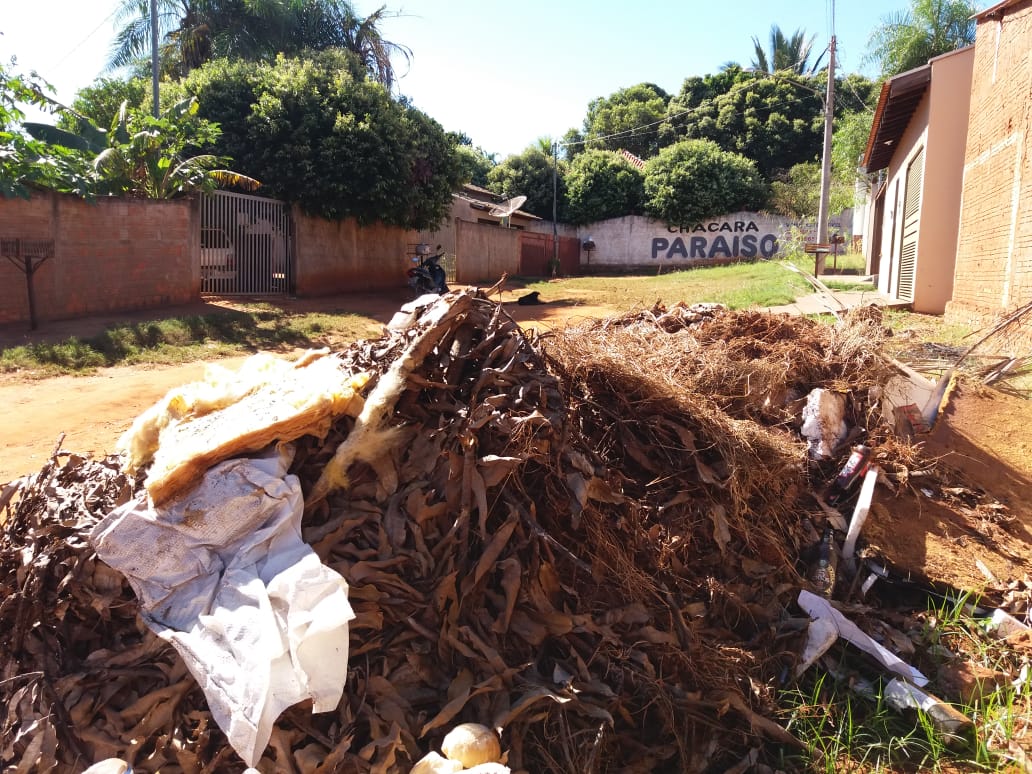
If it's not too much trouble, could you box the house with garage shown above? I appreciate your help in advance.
[860,45,974,314]
[946,0,1032,334]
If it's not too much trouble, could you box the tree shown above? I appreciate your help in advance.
[109,0,409,86]
[178,50,463,228]
[865,0,977,77]
[662,68,823,177]
[751,25,823,75]
[486,146,563,220]
[643,139,766,226]
[448,132,495,187]
[26,97,258,198]
[0,64,93,198]
[581,83,669,160]
[769,161,853,219]
[59,77,149,133]
[564,149,644,225]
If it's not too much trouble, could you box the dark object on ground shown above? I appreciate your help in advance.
[517,291,543,305]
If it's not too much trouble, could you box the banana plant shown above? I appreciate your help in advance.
[24,97,258,198]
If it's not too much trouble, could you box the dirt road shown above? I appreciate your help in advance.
[0,294,622,483]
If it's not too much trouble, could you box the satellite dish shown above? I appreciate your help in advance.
[488,195,527,218]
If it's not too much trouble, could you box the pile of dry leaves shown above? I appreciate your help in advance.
[2,289,911,773]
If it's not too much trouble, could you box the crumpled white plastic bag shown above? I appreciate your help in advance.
[91,445,354,767]
[800,387,847,459]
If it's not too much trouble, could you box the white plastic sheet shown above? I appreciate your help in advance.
[91,445,354,767]
[798,589,928,687]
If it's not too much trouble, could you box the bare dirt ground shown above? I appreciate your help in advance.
[0,288,623,483]
[2,289,1030,597]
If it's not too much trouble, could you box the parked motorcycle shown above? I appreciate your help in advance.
[407,244,449,296]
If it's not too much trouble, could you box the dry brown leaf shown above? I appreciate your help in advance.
[710,504,732,554]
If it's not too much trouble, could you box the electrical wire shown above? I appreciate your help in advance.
[53,5,121,69]
[560,76,822,149]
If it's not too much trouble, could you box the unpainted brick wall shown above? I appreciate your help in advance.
[948,0,1032,332]
[0,192,198,325]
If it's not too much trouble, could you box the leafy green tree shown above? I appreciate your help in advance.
[59,77,148,134]
[110,0,409,86]
[662,68,823,177]
[751,25,823,75]
[453,145,495,187]
[769,161,853,219]
[179,50,462,228]
[643,139,766,225]
[0,64,93,198]
[486,146,564,220]
[26,97,258,198]
[560,127,585,162]
[581,83,669,160]
[865,0,977,77]
[833,109,875,183]
[564,149,643,225]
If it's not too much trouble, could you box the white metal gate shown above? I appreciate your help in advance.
[200,191,291,295]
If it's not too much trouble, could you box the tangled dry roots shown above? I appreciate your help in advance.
[1,292,895,773]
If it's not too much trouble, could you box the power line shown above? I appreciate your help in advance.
[562,83,823,151]
[54,6,120,69]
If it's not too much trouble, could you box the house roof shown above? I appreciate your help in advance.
[861,64,932,173]
[974,0,1029,20]
[619,149,646,169]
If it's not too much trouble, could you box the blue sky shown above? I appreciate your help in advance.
[0,1,978,157]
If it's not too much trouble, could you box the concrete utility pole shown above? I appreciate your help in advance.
[551,141,559,277]
[151,0,160,117]
[816,9,836,275]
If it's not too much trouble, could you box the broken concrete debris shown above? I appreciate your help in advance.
[0,290,1023,772]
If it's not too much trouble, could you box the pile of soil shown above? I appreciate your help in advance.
[1,289,1029,773]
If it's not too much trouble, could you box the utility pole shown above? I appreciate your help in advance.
[551,141,559,277]
[150,0,160,118]
[816,4,836,276]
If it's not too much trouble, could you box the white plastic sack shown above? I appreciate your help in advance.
[800,388,847,459]
[91,445,354,767]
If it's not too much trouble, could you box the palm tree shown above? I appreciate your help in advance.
[108,0,410,87]
[750,25,823,75]
[865,0,977,77]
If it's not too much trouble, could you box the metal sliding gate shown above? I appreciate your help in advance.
[200,191,291,295]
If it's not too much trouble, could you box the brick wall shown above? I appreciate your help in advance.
[948,0,1032,338]
[0,192,197,325]
[292,211,415,295]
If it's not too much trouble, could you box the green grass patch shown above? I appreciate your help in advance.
[823,251,867,274]
[517,260,812,310]
[822,279,877,292]
[778,594,1032,772]
[882,310,977,349]
[0,308,379,377]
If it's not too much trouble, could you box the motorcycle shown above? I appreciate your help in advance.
[407,244,449,296]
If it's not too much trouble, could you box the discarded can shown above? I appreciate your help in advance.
[808,526,838,598]
[824,445,872,506]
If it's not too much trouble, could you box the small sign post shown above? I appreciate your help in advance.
[2,238,55,331]
[804,243,831,277]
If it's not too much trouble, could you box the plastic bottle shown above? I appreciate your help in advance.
[809,527,838,598]
[824,445,872,506]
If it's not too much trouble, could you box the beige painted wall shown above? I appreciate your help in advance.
[874,47,973,314]
[576,212,800,269]
[917,48,974,313]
